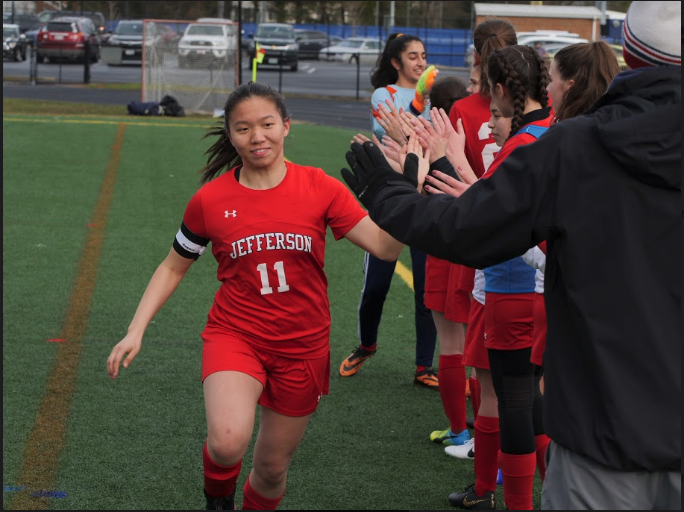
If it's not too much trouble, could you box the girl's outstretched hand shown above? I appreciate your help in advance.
[424,169,471,198]
[107,334,143,379]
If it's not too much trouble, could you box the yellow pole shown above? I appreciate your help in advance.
[252,56,257,82]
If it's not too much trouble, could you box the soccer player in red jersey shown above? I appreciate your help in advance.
[106,81,404,510]
[427,45,553,510]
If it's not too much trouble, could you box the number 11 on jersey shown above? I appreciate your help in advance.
[257,261,290,295]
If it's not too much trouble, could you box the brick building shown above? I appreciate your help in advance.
[474,3,606,41]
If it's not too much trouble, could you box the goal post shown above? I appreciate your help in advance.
[141,19,240,114]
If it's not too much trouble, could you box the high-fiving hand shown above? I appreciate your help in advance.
[341,141,419,210]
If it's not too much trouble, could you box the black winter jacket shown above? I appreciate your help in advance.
[368,66,681,472]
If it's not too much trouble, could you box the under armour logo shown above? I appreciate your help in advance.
[225,210,237,218]
[483,333,487,340]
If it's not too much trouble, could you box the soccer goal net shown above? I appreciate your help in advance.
[141,19,240,114]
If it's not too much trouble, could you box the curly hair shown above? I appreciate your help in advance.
[198,81,290,184]
[370,33,424,89]
[552,41,620,122]
[487,45,550,138]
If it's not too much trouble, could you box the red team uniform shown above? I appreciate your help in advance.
[174,162,367,415]
[447,93,501,364]
[480,115,552,352]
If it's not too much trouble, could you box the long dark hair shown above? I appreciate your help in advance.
[370,33,424,89]
[552,41,620,122]
[198,81,290,184]
[429,76,468,113]
[472,19,517,98]
[487,45,550,138]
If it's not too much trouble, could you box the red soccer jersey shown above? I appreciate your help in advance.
[483,116,553,178]
[448,93,500,178]
[175,161,368,359]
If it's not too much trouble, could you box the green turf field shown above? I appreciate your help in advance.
[3,104,541,510]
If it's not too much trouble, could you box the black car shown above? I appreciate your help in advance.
[294,29,331,60]
[247,23,298,71]
[3,23,28,61]
[2,13,41,34]
[101,20,145,65]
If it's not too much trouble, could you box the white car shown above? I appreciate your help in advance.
[465,30,588,66]
[178,19,237,68]
[319,37,382,63]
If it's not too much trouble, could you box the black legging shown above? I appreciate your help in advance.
[488,348,544,454]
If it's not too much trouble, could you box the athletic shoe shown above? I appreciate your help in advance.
[445,438,475,460]
[414,367,439,389]
[430,427,471,446]
[204,490,235,510]
[448,483,495,510]
[339,345,376,377]
[496,468,503,486]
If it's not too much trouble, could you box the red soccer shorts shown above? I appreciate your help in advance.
[201,326,330,417]
[463,299,489,369]
[424,255,451,312]
[444,263,472,324]
[531,292,547,367]
[483,292,535,351]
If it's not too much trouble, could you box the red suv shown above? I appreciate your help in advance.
[36,16,101,63]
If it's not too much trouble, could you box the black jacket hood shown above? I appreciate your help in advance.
[590,66,681,191]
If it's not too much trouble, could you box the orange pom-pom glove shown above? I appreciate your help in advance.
[410,65,439,115]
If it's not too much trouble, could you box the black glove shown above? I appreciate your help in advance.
[341,141,418,209]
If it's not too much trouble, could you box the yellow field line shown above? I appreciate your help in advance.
[395,260,414,291]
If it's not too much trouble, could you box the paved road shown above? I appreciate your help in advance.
[3,56,468,132]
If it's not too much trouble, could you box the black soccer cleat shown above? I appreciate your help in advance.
[448,483,495,510]
[205,490,235,510]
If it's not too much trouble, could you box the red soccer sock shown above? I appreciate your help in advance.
[474,415,500,496]
[438,354,467,433]
[242,477,284,510]
[469,376,481,420]
[499,451,537,511]
[535,434,551,481]
[203,442,242,498]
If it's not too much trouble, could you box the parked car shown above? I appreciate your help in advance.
[26,10,63,45]
[248,22,298,71]
[54,10,106,34]
[36,16,101,63]
[178,20,238,68]
[517,31,588,49]
[101,19,145,65]
[318,37,382,63]
[465,30,588,66]
[101,19,174,65]
[3,23,28,61]
[294,29,332,60]
[2,13,40,34]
